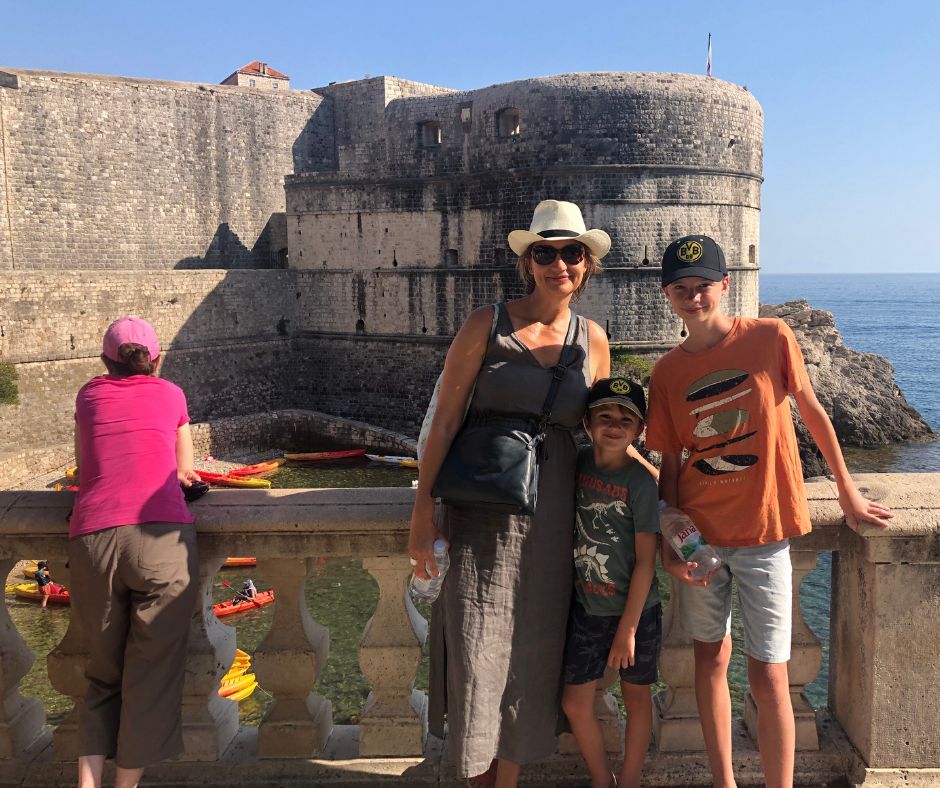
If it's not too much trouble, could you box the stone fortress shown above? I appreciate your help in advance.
[0,64,763,464]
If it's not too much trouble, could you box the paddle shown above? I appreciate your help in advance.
[220,580,262,607]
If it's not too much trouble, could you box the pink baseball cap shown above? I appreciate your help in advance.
[102,316,161,362]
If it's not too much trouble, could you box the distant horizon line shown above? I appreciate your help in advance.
[761,271,934,276]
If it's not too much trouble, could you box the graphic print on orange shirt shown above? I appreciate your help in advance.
[685,368,758,477]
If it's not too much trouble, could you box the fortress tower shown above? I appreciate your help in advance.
[288,72,762,344]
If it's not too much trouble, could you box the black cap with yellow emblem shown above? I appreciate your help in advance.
[661,235,727,286]
[587,377,646,420]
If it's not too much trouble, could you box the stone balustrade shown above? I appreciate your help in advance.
[0,474,936,787]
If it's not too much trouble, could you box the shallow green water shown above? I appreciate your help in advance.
[8,458,830,726]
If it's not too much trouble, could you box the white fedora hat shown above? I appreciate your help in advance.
[508,200,611,259]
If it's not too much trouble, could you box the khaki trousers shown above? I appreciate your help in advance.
[68,521,198,769]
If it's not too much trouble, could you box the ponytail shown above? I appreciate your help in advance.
[103,343,158,377]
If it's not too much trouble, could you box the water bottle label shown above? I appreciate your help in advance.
[675,524,705,561]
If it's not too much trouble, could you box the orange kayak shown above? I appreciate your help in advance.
[228,459,286,477]
[212,589,275,618]
[223,557,257,568]
[283,449,366,462]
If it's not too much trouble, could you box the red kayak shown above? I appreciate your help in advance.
[14,582,70,605]
[195,471,271,489]
[283,449,366,462]
[228,459,285,477]
[212,589,275,618]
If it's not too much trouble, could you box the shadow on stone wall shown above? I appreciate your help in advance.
[175,218,288,270]
[292,96,337,174]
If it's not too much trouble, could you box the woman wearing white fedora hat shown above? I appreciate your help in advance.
[410,200,616,787]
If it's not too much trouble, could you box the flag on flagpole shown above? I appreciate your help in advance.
[707,33,713,77]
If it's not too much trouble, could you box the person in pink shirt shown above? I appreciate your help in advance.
[69,317,201,788]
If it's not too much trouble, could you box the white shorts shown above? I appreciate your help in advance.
[678,539,792,664]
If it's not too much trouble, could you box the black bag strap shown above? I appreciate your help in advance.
[538,310,578,426]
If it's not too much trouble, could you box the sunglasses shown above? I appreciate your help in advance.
[531,244,585,266]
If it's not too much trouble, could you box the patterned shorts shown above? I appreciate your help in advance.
[563,598,662,686]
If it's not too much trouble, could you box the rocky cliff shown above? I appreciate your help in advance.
[760,301,935,477]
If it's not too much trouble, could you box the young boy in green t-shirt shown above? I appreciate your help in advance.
[562,377,661,788]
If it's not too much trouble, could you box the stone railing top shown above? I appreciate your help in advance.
[0,473,937,562]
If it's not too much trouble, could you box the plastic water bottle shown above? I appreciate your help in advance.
[659,502,721,580]
[409,540,450,603]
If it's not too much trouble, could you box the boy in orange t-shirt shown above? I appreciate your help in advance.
[645,235,893,788]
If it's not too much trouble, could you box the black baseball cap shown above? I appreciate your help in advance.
[661,235,727,286]
[587,377,646,420]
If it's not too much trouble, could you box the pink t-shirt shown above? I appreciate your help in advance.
[70,375,195,538]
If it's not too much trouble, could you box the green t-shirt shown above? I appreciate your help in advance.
[573,448,661,617]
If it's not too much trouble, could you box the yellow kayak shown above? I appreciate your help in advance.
[219,672,257,698]
[226,680,258,702]
[365,454,418,469]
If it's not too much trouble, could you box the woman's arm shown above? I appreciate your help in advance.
[408,306,495,578]
[793,384,893,529]
[176,422,201,486]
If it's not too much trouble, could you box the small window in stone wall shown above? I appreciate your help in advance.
[497,108,521,137]
[273,82,279,89]
[249,79,256,87]
[749,244,756,265]
[419,121,442,147]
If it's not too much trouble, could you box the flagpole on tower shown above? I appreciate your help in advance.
[707,32,713,77]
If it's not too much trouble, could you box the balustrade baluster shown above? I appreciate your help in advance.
[179,547,238,760]
[254,556,331,757]
[46,559,88,760]
[744,549,822,750]
[0,557,48,758]
[358,556,427,757]
[652,578,705,751]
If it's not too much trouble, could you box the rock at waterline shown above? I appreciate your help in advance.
[760,301,935,477]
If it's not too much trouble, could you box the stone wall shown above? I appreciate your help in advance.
[0,270,300,451]
[0,68,767,460]
[0,69,331,270]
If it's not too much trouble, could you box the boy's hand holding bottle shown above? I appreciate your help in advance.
[659,502,721,586]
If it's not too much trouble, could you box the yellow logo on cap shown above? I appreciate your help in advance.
[677,241,703,263]
[610,379,630,394]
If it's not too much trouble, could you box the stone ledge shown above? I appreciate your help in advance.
[4,718,856,787]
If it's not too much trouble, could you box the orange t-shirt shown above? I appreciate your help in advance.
[645,317,812,547]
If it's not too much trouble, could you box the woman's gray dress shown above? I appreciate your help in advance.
[428,305,591,778]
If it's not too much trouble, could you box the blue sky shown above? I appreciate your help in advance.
[2,0,938,274]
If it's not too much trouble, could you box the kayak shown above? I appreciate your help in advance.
[222,557,257,568]
[283,449,366,462]
[226,681,258,702]
[65,466,78,479]
[14,582,70,605]
[212,589,275,618]
[196,471,271,489]
[228,459,285,477]
[365,454,419,469]
[219,672,257,698]
[53,484,80,492]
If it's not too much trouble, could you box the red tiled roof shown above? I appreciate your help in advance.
[236,61,289,80]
